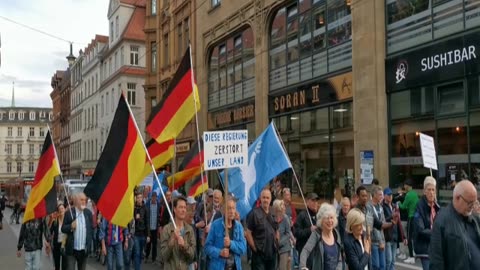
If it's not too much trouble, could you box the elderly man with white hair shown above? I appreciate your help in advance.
[299,203,342,270]
[412,176,440,270]
[429,180,480,270]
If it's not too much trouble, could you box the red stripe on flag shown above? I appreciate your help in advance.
[33,146,55,186]
[96,118,137,220]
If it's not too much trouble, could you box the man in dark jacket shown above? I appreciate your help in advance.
[61,192,94,270]
[429,180,480,270]
[294,192,319,269]
[413,177,440,270]
[17,218,51,270]
[133,193,150,270]
[383,187,402,270]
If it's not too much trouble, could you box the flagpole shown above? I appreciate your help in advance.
[271,121,313,226]
[46,125,74,220]
[224,167,229,235]
[188,44,208,223]
[171,138,176,212]
[121,92,177,229]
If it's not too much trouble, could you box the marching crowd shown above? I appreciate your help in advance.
[13,177,480,270]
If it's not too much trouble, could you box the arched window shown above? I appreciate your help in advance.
[208,27,255,110]
[269,0,351,91]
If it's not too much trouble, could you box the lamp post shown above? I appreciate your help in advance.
[66,43,76,67]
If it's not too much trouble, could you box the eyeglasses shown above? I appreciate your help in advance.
[459,195,479,208]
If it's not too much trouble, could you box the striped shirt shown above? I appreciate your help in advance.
[149,202,158,230]
[74,210,87,251]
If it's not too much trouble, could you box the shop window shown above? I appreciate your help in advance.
[390,88,434,120]
[469,75,480,107]
[470,112,480,185]
[437,82,465,115]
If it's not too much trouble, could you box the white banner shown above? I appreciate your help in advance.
[419,133,438,170]
[203,130,248,170]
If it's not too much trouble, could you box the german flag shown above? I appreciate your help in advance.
[167,166,202,189]
[23,131,59,223]
[140,139,174,179]
[84,94,146,227]
[188,175,208,198]
[178,140,203,171]
[146,46,200,144]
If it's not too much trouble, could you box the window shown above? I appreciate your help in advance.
[115,16,119,38]
[39,144,43,154]
[6,162,11,173]
[101,95,104,116]
[17,127,22,137]
[120,46,124,66]
[130,46,139,65]
[212,0,221,8]
[28,162,34,172]
[184,17,190,50]
[7,127,12,137]
[151,97,157,108]
[6,144,12,154]
[151,0,157,15]
[208,27,255,110]
[178,23,183,59]
[106,92,110,115]
[151,42,157,71]
[127,83,137,106]
[17,162,22,173]
[29,112,35,120]
[19,112,24,120]
[163,33,169,67]
[29,127,34,137]
[17,144,22,155]
[111,89,115,112]
[39,127,45,137]
[9,111,14,120]
[29,144,34,155]
[110,21,114,41]
[115,52,118,70]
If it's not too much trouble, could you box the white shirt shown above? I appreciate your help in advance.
[73,209,87,251]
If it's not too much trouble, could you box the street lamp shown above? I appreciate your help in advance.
[66,43,76,67]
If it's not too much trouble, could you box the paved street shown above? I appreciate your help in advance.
[1,208,421,270]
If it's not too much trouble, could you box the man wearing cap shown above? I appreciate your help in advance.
[383,187,403,270]
[398,179,419,264]
[294,192,319,270]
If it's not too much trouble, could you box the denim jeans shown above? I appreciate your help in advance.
[133,236,146,270]
[123,237,134,270]
[421,258,430,270]
[371,244,386,270]
[24,250,42,270]
[107,243,124,270]
[384,242,397,270]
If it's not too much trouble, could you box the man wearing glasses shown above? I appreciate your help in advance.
[429,180,480,270]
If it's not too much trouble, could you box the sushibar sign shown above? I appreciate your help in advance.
[203,130,248,170]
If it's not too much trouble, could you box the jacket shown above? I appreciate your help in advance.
[337,211,347,244]
[277,214,293,254]
[429,203,480,270]
[134,203,150,237]
[399,190,419,218]
[204,218,246,270]
[18,218,49,252]
[49,218,65,245]
[299,228,342,270]
[159,221,196,270]
[343,233,371,270]
[294,207,317,252]
[146,200,160,230]
[61,208,94,255]
[413,196,440,257]
[365,202,385,245]
[382,201,401,243]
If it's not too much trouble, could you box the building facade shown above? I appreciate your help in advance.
[69,50,85,177]
[144,0,197,161]
[384,0,480,203]
[51,69,73,176]
[193,0,480,202]
[0,107,53,182]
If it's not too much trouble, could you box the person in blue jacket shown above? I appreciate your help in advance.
[204,196,246,270]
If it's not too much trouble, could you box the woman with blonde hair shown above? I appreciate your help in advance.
[273,199,294,270]
[299,203,342,270]
[344,208,371,270]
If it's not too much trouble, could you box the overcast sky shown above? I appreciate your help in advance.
[0,0,108,108]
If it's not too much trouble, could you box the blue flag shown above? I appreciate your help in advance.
[221,122,292,219]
